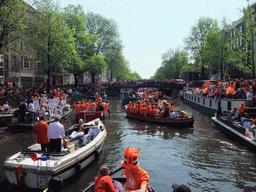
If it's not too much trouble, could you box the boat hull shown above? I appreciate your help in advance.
[7,105,72,131]
[77,109,109,123]
[183,92,246,116]
[211,115,256,152]
[3,118,107,189]
[125,111,194,128]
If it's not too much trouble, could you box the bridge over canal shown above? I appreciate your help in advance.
[104,82,184,97]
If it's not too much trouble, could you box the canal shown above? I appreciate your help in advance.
[0,97,256,192]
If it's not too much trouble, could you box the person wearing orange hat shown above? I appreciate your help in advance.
[121,147,149,192]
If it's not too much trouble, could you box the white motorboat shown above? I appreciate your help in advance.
[7,104,72,131]
[3,118,107,189]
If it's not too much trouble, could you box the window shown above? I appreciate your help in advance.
[21,58,30,69]
[23,41,30,51]
[12,55,18,68]
[20,57,24,68]
[23,58,30,69]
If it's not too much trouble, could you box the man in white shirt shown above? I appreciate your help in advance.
[28,100,35,123]
[83,121,100,144]
[169,109,176,118]
[47,115,65,152]
[246,90,254,107]
[3,101,11,113]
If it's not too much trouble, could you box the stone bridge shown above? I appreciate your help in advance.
[104,82,184,97]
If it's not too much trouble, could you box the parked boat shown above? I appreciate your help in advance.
[3,118,107,189]
[82,166,156,192]
[77,109,109,123]
[0,111,15,126]
[125,110,194,128]
[7,104,72,131]
[211,113,256,152]
[183,92,246,116]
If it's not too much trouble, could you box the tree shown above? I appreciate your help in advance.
[62,4,95,85]
[0,0,39,52]
[184,16,218,79]
[34,0,78,91]
[159,48,189,79]
[85,55,107,83]
[84,12,123,82]
[105,49,125,81]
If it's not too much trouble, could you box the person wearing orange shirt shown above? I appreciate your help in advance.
[170,103,175,111]
[55,88,60,104]
[149,106,156,117]
[75,102,81,112]
[84,100,89,110]
[144,104,149,116]
[34,116,49,151]
[238,102,249,118]
[80,102,86,111]
[121,147,149,192]
[95,92,99,101]
[132,104,138,114]
[94,166,117,192]
[60,91,67,105]
[89,101,97,112]
[104,100,109,110]
[139,105,146,116]
[127,101,133,112]
[142,91,147,98]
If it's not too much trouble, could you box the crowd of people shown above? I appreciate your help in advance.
[74,93,109,113]
[124,88,189,119]
[185,79,256,107]
[17,88,69,123]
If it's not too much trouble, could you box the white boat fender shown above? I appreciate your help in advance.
[75,163,81,176]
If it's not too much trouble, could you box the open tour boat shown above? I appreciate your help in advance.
[3,118,107,189]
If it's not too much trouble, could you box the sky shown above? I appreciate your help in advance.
[51,0,255,78]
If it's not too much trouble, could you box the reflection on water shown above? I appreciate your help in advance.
[125,117,194,140]
[1,98,256,192]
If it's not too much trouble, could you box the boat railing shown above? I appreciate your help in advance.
[21,148,70,156]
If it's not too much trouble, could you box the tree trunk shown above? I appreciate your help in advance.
[74,73,78,87]
[91,72,95,84]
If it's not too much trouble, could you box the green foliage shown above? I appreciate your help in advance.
[184,16,218,78]
[34,0,79,87]
[154,48,188,80]
[85,54,107,83]
[0,0,39,52]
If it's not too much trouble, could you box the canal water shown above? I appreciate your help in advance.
[0,98,256,192]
